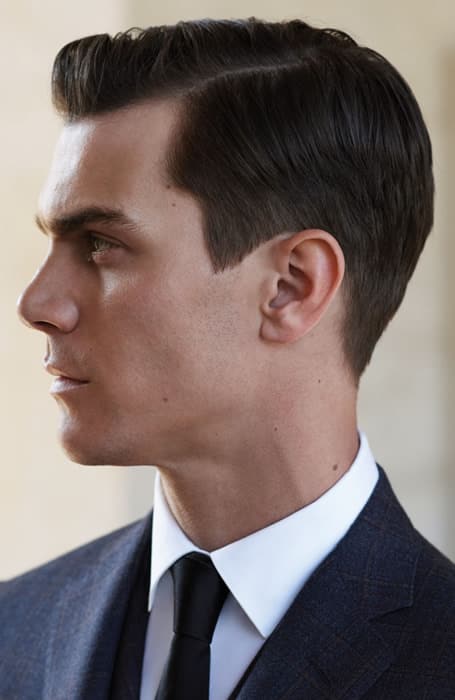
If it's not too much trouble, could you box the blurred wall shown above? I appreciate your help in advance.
[1,0,454,579]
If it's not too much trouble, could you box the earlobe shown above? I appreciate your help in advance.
[259,230,345,345]
[260,311,303,343]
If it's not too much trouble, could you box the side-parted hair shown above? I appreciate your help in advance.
[52,18,434,384]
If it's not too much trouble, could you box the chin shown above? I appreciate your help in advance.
[56,409,166,466]
[58,424,140,466]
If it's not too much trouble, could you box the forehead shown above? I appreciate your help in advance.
[39,100,180,220]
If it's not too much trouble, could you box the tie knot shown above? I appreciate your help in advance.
[171,552,228,644]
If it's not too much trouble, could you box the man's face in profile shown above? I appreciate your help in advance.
[18,101,260,467]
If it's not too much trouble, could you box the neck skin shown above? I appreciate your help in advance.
[157,367,359,553]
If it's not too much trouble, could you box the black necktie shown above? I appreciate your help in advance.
[155,551,229,700]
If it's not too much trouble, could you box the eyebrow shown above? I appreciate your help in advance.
[35,206,143,237]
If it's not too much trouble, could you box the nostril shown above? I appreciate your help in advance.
[34,321,58,332]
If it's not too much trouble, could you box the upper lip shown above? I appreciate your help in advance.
[44,363,88,382]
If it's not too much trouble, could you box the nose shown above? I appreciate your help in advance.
[17,256,79,334]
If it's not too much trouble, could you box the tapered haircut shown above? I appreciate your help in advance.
[52,18,434,384]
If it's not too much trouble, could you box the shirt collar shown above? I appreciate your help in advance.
[148,430,379,638]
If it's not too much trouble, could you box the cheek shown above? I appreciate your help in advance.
[96,270,245,405]
[97,281,191,386]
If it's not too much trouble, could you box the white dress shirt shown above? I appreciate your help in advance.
[139,430,379,700]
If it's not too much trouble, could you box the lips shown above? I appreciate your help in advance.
[44,362,88,383]
[44,361,90,395]
[50,376,89,394]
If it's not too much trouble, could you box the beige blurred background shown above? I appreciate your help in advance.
[1,0,454,579]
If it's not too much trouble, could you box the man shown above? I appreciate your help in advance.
[0,16,453,700]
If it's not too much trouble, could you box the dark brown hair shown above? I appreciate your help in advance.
[51,18,434,384]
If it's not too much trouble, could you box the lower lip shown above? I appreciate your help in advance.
[50,377,90,394]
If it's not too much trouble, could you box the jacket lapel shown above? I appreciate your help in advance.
[109,516,151,700]
[43,510,153,700]
[233,467,420,700]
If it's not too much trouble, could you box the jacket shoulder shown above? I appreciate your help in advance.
[0,511,151,601]
[0,512,152,699]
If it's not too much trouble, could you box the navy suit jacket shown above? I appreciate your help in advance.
[1,466,454,699]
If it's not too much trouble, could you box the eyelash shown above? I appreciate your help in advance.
[85,233,119,262]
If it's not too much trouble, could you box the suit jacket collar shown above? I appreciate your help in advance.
[231,465,420,699]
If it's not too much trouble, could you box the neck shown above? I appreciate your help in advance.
[157,387,359,552]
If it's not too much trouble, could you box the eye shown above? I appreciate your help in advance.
[85,233,119,262]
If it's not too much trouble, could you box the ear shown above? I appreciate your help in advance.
[260,229,345,344]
